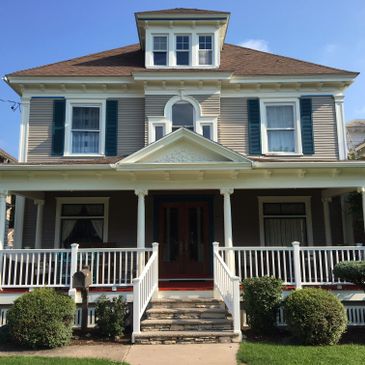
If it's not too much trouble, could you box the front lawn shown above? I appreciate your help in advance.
[0,357,127,365]
[237,341,365,365]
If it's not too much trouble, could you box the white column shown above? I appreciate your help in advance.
[220,188,235,273]
[19,97,31,163]
[34,199,45,249]
[135,189,148,273]
[322,197,332,245]
[291,241,302,289]
[334,95,347,160]
[0,191,7,250]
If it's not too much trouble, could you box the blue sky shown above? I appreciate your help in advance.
[1,0,364,158]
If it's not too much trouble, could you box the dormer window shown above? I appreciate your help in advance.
[176,35,190,66]
[153,35,168,66]
[199,35,213,65]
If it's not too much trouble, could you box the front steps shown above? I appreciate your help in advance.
[133,298,241,344]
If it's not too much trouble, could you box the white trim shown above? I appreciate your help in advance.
[334,95,347,160]
[260,98,302,155]
[64,99,106,157]
[19,97,30,163]
[258,196,313,246]
[54,197,109,248]
[147,95,218,143]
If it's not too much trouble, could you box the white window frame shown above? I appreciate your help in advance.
[258,196,313,246]
[54,197,109,248]
[64,99,106,157]
[152,34,169,67]
[147,95,218,143]
[198,34,214,66]
[174,34,191,67]
[260,98,302,156]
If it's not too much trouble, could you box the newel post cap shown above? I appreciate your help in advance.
[291,241,301,247]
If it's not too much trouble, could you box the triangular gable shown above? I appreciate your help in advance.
[115,128,252,166]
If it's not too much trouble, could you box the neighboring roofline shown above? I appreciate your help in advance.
[0,148,17,163]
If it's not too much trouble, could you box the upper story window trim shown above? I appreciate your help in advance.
[152,34,168,66]
[260,98,303,156]
[175,34,191,66]
[64,99,106,157]
[198,34,213,66]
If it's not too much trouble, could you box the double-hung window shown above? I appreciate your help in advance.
[176,35,190,66]
[259,197,312,246]
[198,35,213,65]
[262,101,301,154]
[153,35,168,66]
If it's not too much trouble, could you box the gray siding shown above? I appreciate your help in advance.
[117,98,145,156]
[219,97,248,155]
[22,198,37,248]
[27,98,58,163]
[311,96,338,160]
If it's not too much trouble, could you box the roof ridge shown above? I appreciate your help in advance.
[6,43,141,78]
[224,43,359,75]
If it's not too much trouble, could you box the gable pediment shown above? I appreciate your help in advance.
[115,128,252,167]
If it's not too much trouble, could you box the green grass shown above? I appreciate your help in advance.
[237,341,365,365]
[0,357,128,365]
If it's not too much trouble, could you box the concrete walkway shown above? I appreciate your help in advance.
[0,343,240,365]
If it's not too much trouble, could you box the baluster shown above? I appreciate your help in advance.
[53,252,58,286]
[42,252,46,286]
[243,250,247,280]
[125,251,129,285]
[25,253,29,286]
[238,251,242,281]
[307,250,312,283]
[329,250,334,283]
[13,253,18,286]
[265,250,269,276]
[8,253,13,286]
[277,251,282,280]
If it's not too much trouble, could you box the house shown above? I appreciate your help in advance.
[347,119,365,158]
[1,8,365,343]
[0,149,16,247]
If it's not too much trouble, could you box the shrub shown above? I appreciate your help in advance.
[242,276,283,334]
[95,295,128,339]
[333,261,365,290]
[284,288,347,345]
[7,288,75,349]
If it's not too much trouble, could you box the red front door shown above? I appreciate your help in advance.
[158,201,210,279]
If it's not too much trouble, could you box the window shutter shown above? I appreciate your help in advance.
[247,98,262,155]
[300,98,314,155]
[105,100,118,156]
[52,99,66,156]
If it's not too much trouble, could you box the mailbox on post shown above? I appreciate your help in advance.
[72,266,91,333]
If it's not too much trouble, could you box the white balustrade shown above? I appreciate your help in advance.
[132,243,159,342]
[213,242,241,340]
[0,249,71,288]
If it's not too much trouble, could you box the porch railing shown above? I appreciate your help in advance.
[132,242,159,342]
[213,242,241,339]
[0,244,153,290]
[218,242,365,288]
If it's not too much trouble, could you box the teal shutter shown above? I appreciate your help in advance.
[247,99,262,155]
[105,100,118,156]
[300,98,314,155]
[51,99,66,156]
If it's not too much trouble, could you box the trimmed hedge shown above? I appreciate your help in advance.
[7,288,75,349]
[242,276,283,334]
[284,288,347,345]
[95,295,128,339]
[333,261,365,290]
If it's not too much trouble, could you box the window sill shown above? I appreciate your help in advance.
[63,154,105,158]
[264,153,304,157]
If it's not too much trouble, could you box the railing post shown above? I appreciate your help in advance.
[152,242,159,299]
[292,241,302,289]
[232,276,242,340]
[0,248,3,291]
[356,243,364,260]
[68,243,79,300]
[132,278,140,343]
[212,242,220,299]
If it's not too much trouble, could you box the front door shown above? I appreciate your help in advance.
[158,201,210,279]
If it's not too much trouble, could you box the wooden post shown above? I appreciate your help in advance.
[132,277,140,343]
[220,188,235,274]
[292,241,302,289]
[34,200,45,249]
[212,242,220,299]
[81,288,89,334]
[232,276,242,339]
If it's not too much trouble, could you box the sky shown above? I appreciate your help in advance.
[0,0,364,158]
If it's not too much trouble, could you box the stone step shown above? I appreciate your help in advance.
[150,298,225,309]
[145,307,227,320]
[134,331,240,345]
[141,318,233,332]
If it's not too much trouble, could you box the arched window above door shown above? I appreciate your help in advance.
[172,101,195,132]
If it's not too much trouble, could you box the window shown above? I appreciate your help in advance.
[202,124,212,139]
[71,106,101,154]
[55,198,109,248]
[259,197,313,246]
[154,125,165,141]
[176,35,190,66]
[172,101,194,132]
[153,36,168,66]
[199,35,213,65]
[262,101,301,154]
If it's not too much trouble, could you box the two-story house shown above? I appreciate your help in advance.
[1,8,365,343]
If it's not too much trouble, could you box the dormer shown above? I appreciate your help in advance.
[135,8,230,69]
